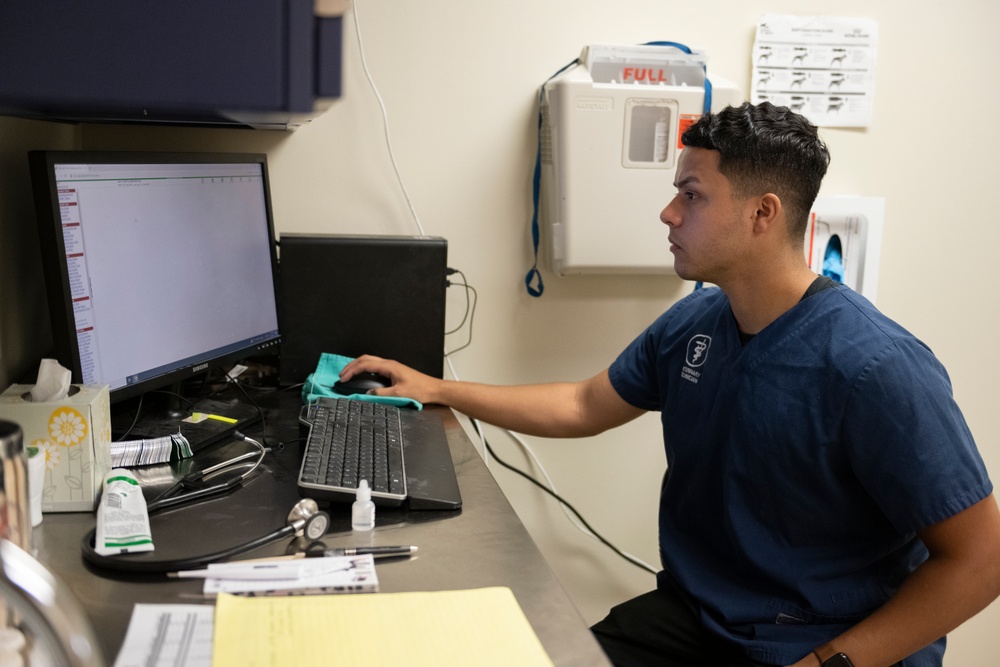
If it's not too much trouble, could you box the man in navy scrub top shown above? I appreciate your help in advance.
[341,102,1000,667]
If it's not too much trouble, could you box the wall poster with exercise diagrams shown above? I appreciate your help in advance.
[752,15,879,128]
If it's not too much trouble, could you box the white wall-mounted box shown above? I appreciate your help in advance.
[541,44,742,275]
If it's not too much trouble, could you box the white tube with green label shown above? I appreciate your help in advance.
[94,469,154,556]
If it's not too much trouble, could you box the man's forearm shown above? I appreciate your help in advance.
[790,495,1000,667]
[433,380,600,438]
[343,357,642,438]
[815,555,997,665]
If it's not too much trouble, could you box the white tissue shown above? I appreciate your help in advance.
[29,358,72,402]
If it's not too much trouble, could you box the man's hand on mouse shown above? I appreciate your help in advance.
[339,355,443,405]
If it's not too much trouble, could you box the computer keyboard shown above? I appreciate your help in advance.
[297,398,407,506]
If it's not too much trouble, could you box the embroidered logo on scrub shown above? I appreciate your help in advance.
[681,334,711,384]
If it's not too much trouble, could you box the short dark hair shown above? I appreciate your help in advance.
[681,102,830,240]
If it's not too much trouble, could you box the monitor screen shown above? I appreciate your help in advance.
[29,151,281,410]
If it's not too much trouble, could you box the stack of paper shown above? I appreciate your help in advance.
[200,555,378,597]
[111,433,192,468]
[213,586,555,666]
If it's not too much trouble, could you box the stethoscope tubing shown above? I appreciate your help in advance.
[80,522,298,574]
[78,436,321,574]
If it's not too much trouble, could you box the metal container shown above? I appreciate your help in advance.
[1,538,107,666]
[0,420,30,551]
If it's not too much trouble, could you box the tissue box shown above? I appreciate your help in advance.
[0,384,111,512]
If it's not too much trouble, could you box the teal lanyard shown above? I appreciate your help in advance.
[524,57,579,298]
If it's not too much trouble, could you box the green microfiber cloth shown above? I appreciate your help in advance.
[302,352,422,410]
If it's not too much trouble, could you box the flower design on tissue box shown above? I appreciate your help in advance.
[48,407,88,447]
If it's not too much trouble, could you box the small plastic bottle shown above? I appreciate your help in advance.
[352,479,375,531]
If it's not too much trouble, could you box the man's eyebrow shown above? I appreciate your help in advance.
[673,175,700,189]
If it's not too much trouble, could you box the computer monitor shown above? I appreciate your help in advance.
[29,150,282,447]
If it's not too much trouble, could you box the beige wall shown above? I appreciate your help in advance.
[1,0,997,663]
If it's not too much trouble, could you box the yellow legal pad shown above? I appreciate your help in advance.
[212,586,556,667]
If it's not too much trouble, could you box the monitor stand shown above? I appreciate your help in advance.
[112,384,262,453]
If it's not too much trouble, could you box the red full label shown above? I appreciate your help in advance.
[621,67,668,83]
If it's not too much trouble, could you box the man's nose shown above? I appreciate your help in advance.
[660,197,680,227]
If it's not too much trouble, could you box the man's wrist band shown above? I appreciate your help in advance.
[812,645,855,667]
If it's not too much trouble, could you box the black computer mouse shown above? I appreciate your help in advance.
[333,372,392,395]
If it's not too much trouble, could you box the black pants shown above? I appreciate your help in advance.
[592,586,908,667]
[591,586,775,667]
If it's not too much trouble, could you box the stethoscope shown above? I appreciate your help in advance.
[81,497,331,574]
[80,434,331,574]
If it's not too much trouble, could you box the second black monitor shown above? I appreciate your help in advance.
[278,234,448,385]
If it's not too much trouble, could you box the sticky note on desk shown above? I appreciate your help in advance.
[212,586,554,667]
[186,412,238,424]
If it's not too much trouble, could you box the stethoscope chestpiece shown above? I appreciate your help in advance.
[303,511,331,541]
[287,498,330,541]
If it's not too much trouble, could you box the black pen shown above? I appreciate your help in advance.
[322,545,418,558]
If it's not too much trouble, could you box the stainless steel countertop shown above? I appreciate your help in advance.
[31,390,611,666]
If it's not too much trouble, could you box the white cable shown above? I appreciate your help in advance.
[355,6,652,575]
[446,360,656,573]
[351,0,426,236]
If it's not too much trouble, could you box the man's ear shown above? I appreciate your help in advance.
[750,192,782,234]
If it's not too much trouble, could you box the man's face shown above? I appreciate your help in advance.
[660,147,753,284]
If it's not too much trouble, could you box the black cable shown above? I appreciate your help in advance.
[467,420,656,575]
[276,436,304,449]
[114,393,145,442]
[114,389,194,441]
[445,272,478,356]
[445,268,473,335]
[220,369,270,447]
[147,389,199,411]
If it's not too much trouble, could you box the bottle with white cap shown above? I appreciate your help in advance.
[351,480,375,532]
